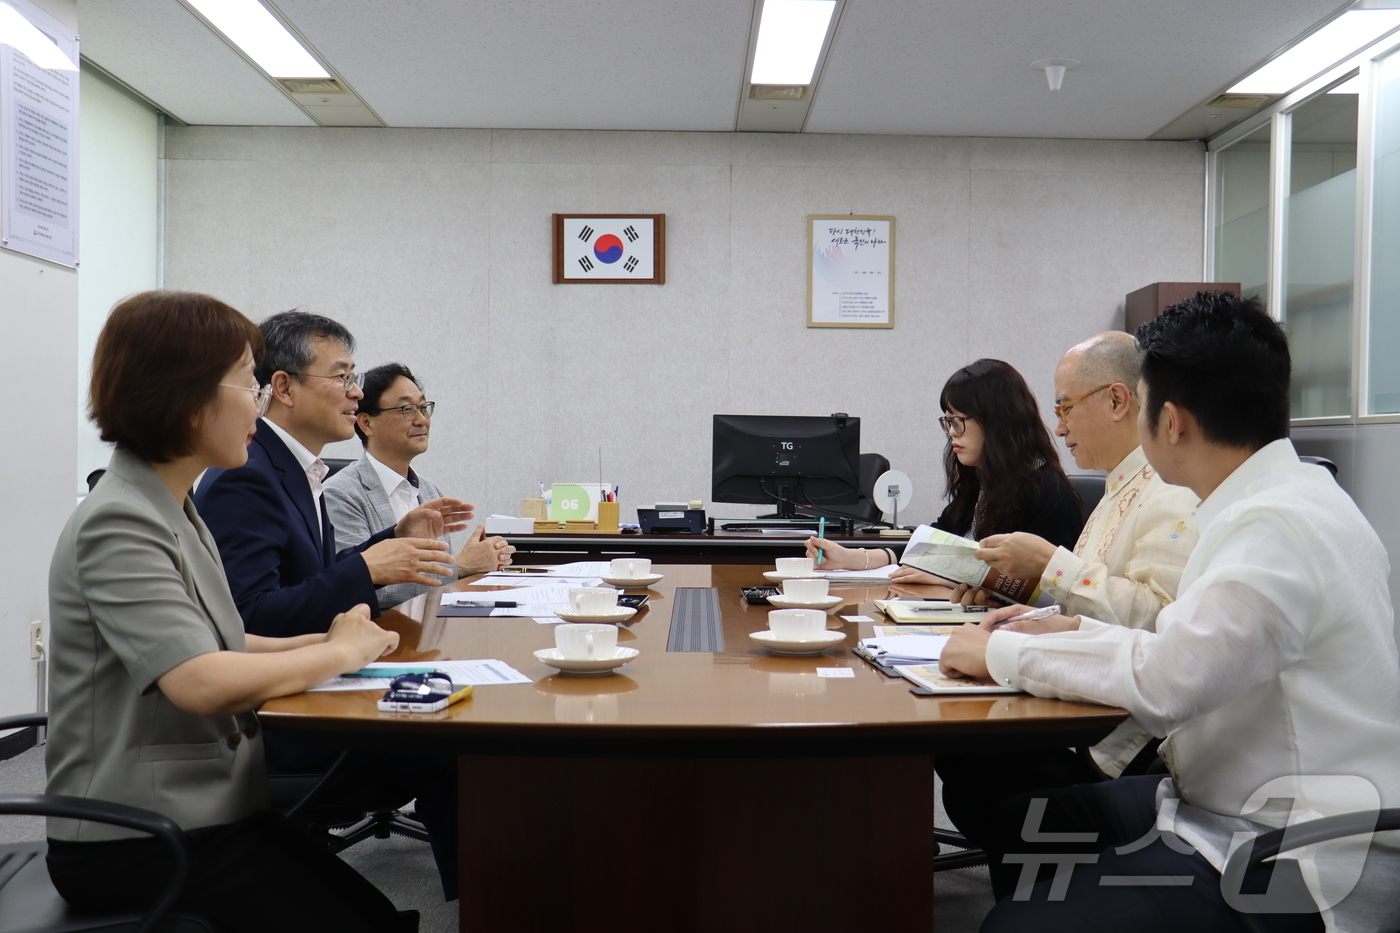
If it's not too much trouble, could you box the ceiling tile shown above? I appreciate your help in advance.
[805,0,1349,138]
[78,0,315,126]
[274,0,756,130]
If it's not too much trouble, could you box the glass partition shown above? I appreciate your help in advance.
[1371,51,1400,413]
[1213,124,1272,306]
[1283,86,1358,418]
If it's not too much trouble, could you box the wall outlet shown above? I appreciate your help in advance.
[30,620,43,660]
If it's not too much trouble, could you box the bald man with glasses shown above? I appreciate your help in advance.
[935,331,1201,869]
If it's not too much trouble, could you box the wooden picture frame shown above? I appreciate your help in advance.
[553,213,666,284]
[807,214,894,328]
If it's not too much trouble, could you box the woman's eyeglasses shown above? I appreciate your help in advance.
[221,382,273,417]
[938,415,968,436]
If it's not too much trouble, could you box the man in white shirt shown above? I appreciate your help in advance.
[936,332,1201,858]
[325,362,515,611]
[941,292,1400,933]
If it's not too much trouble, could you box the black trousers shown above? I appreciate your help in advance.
[936,748,1105,860]
[47,810,417,933]
[266,729,458,901]
[978,775,1324,933]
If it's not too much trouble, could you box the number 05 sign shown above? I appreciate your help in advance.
[552,214,666,284]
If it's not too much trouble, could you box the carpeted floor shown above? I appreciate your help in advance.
[0,743,995,932]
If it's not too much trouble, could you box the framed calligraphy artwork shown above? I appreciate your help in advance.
[807,215,894,328]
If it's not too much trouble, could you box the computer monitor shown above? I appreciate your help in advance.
[711,414,863,519]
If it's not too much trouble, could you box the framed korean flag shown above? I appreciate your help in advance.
[553,214,666,284]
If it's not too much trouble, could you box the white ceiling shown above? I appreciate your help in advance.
[79,0,1352,138]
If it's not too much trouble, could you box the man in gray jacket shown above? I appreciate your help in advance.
[325,362,514,611]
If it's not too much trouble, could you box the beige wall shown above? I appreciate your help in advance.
[163,127,1204,526]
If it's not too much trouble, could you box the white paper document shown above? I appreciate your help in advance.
[548,561,612,577]
[856,634,950,665]
[472,572,603,588]
[309,659,532,692]
[815,524,940,584]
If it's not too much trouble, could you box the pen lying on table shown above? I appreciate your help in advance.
[449,600,518,608]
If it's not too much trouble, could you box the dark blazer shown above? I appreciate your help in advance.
[193,423,395,639]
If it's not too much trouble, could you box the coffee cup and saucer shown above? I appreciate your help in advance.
[535,623,640,675]
[749,609,846,656]
[600,558,664,589]
[762,556,824,584]
[553,587,638,625]
[766,577,844,611]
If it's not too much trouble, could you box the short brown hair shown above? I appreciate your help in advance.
[90,291,263,463]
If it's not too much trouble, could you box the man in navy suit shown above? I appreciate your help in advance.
[196,311,467,900]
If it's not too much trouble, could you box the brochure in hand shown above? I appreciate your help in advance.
[897,528,1040,604]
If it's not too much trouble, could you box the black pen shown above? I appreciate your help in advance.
[453,600,518,608]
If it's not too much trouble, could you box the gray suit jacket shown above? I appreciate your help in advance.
[323,453,460,611]
[46,447,267,840]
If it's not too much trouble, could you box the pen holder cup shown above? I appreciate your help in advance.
[597,500,621,533]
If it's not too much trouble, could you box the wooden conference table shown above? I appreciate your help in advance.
[260,566,1127,933]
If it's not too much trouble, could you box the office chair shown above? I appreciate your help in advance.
[1297,455,1339,478]
[1067,474,1106,525]
[1223,807,1400,933]
[322,458,354,479]
[0,715,213,933]
[269,751,431,853]
[851,453,891,523]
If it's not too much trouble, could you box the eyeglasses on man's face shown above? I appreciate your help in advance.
[369,402,436,421]
[1054,384,1113,423]
[287,370,366,392]
[220,382,273,418]
[938,415,969,436]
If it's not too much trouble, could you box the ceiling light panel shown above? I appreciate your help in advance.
[185,0,329,78]
[1229,10,1400,94]
[751,0,837,85]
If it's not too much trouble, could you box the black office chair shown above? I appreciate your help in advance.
[322,458,354,479]
[1297,455,1339,478]
[0,715,212,933]
[1223,807,1400,933]
[1067,474,1106,525]
[849,453,892,524]
[269,752,431,853]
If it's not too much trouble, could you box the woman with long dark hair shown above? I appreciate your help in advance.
[806,359,1082,574]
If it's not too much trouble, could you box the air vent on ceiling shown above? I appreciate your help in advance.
[749,84,808,101]
[277,77,347,95]
[1205,93,1273,109]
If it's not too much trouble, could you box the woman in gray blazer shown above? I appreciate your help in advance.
[45,291,417,932]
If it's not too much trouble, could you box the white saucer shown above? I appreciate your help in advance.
[763,570,823,583]
[766,594,844,611]
[553,607,638,625]
[534,646,639,675]
[601,573,664,588]
[748,630,847,656]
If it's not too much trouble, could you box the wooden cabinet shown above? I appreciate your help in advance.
[1125,282,1241,333]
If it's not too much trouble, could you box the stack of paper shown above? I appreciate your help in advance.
[442,584,574,617]
[854,634,950,665]
[309,659,532,692]
[472,572,603,587]
[813,524,939,585]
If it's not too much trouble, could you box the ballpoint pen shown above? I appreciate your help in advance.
[816,517,826,566]
[990,604,1061,629]
[452,600,519,608]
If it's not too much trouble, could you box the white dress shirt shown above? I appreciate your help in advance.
[261,418,328,542]
[986,439,1400,932]
[365,452,419,524]
[1038,446,1200,775]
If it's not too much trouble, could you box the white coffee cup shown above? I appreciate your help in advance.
[555,623,619,660]
[609,558,652,579]
[782,577,830,601]
[568,587,620,615]
[767,609,828,641]
[775,556,816,577]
